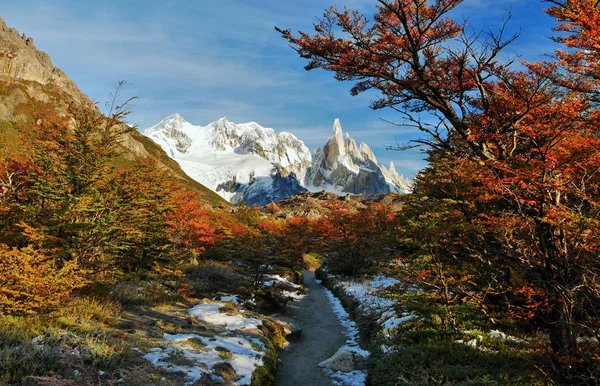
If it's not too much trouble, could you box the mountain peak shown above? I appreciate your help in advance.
[165,113,186,122]
[144,113,190,135]
[331,118,343,138]
[163,113,188,126]
[359,141,377,163]
[389,161,396,173]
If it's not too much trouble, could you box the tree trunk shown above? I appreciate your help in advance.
[536,220,579,358]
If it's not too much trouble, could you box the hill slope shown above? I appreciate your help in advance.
[0,16,225,206]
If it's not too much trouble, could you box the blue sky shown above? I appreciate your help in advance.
[2,0,557,177]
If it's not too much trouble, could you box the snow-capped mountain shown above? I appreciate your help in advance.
[306,119,413,195]
[144,115,412,205]
[144,114,311,205]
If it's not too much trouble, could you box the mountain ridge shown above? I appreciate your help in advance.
[144,114,413,205]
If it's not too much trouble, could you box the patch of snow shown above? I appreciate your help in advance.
[333,275,410,336]
[454,338,479,348]
[281,289,306,301]
[263,274,301,289]
[337,276,399,314]
[489,330,524,343]
[324,369,368,386]
[141,333,265,385]
[382,313,418,332]
[189,302,262,331]
[219,295,240,304]
[321,285,370,357]
[319,280,369,385]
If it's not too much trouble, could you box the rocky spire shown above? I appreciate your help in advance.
[389,161,397,173]
[324,119,347,166]
[345,134,360,158]
[359,142,377,164]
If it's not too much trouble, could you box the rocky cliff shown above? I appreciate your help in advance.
[0,17,89,105]
[306,119,412,195]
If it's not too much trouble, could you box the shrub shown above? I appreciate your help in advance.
[186,261,247,295]
[0,245,89,315]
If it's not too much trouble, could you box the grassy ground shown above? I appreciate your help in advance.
[316,268,548,386]
[0,261,299,385]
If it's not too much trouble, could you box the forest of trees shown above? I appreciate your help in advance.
[276,0,600,382]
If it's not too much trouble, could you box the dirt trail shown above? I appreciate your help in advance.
[275,271,344,386]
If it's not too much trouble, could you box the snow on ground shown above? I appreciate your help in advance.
[189,302,262,330]
[382,312,418,332]
[138,300,266,385]
[142,333,264,385]
[332,275,418,336]
[262,274,306,301]
[322,285,370,357]
[337,275,399,313]
[263,274,301,289]
[489,330,524,343]
[218,295,240,304]
[320,281,369,386]
[325,369,368,386]
[282,289,306,301]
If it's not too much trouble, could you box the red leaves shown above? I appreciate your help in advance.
[546,0,600,89]
[165,191,219,260]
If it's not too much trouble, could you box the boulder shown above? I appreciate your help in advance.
[270,314,303,337]
[318,347,369,372]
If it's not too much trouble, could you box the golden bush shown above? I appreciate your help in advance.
[0,244,89,315]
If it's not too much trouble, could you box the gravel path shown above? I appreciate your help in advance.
[275,271,344,386]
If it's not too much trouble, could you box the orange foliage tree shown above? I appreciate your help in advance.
[165,191,219,265]
[279,0,600,379]
[317,202,400,275]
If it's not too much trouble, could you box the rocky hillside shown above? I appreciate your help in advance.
[0,17,88,105]
[262,191,408,219]
[0,17,225,205]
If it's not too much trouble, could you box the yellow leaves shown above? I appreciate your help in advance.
[0,244,89,315]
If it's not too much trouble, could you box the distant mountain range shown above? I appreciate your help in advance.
[144,115,412,206]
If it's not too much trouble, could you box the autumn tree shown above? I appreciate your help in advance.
[165,190,219,265]
[546,0,600,101]
[317,202,400,275]
[107,158,175,271]
[11,84,134,267]
[279,0,600,380]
